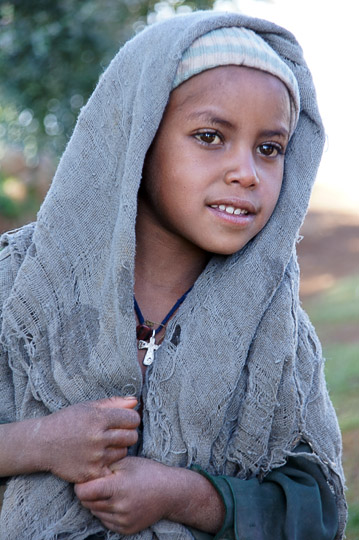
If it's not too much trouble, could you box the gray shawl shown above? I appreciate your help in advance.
[0,11,346,539]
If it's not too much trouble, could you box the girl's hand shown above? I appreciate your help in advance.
[38,396,140,484]
[75,457,174,534]
[74,456,225,535]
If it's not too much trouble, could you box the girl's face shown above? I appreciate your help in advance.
[139,65,291,256]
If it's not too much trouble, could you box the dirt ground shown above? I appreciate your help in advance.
[298,211,359,342]
[297,209,359,347]
[298,209,359,301]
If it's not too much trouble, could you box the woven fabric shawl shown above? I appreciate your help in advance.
[0,10,346,540]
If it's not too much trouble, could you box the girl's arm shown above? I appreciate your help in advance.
[75,455,225,535]
[0,397,140,484]
[75,446,339,539]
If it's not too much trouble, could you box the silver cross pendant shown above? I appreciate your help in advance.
[138,329,159,366]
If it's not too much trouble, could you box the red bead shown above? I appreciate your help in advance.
[136,324,153,341]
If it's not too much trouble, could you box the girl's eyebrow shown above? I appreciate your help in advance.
[186,110,290,139]
[186,110,234,129]
[260,128,290,140]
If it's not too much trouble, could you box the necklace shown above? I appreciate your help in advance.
[134,286,192,366]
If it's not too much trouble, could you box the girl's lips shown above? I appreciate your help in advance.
[207,204,257,227]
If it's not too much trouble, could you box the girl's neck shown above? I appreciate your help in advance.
[134,210,210,319]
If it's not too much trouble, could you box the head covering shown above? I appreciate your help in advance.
[173,26,300,134]
[0,10,346,540]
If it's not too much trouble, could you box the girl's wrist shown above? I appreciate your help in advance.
[163,466,225,534]
[0,417,51,477]
[28,414,56,474]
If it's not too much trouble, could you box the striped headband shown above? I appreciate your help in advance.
[173,26,300,135]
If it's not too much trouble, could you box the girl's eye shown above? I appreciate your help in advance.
[258,143,283,157]
[195,132,222,145]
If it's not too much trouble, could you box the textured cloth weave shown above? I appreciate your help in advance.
[0,10,346,540]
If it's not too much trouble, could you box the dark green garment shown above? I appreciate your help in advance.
[189,445,338,540]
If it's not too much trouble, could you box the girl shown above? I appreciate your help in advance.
[0,10,346,539]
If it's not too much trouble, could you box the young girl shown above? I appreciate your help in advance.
[0,10,346,540]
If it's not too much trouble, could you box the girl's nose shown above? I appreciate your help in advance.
[223,149,259,189]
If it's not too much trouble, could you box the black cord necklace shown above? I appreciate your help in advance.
[134,286,192,366]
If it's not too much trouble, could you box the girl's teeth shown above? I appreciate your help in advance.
[210,204,249,215]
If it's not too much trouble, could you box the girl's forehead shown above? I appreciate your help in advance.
[169,65,291,121]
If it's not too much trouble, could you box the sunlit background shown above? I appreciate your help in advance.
[213,0,359,213]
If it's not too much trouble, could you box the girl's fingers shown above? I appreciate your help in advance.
[81,499,112,512]
[104,446,128,464]
[105,428,138,448]
[96,396,138,410]
[104,408,141,430]
[75,477,113,501]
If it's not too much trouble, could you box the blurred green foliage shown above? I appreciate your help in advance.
[0,0,215,160]
[0,0,216,227]
[0,169,39,220]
